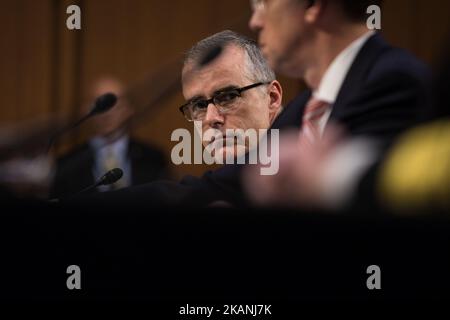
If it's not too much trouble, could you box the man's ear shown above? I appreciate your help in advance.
[268,80,283,122]
[304,0,325,24]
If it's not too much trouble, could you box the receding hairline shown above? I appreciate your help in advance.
[182,30,275,84]
[182,43,249,80]
[184,30,257,63]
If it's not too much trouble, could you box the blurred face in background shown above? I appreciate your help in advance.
[182,44,282,161]
[249,0,315,78]
[88,77,134,141]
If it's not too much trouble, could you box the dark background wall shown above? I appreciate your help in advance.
[1,0,449,178]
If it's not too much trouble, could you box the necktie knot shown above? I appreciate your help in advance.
[101,146,126,190]
[303,98,329,122]
[299,97,330,147]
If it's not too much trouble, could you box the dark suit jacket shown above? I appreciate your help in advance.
[51,139,169,199]
[273,33,430,137]
[73,34,431,208]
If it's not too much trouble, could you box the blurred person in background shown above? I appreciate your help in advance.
[50,76,169,199]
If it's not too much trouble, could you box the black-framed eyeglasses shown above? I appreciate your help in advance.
[179,82,271,122]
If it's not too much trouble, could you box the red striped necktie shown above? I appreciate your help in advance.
[299,97,330,148]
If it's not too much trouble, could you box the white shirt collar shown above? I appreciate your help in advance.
[314,31,375,104]
[90,134,129,158]
[90,134,131,186]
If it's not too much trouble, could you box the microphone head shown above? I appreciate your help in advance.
[89,93,118,116]
[198,45,223,68]
[100,168,123,186]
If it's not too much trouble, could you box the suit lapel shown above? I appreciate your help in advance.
[270,34,390,131]
[80,144,96,187]
[330,33,390,122]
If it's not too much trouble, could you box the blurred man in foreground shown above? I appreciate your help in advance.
[243,0,432,210]
[245,49,450,213]
[249,0,429,141]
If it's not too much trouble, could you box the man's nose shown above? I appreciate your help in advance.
[204,104,225,129]
[249,9,263,33]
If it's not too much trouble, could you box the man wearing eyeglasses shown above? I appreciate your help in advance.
[180,30,282,162]
[73,30,284,207]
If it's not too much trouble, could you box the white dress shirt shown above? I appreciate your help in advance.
[313,31,376,135]
[90,134,132,190]
[311,31,381,209]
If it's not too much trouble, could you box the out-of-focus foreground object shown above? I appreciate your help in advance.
[0,116,66,199]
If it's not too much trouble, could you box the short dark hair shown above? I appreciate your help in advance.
[334,0,383,22]
[184,30,275,83]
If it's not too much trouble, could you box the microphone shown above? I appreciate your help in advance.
[88,92,118,116]
[47,92,118,151]
[97,168,124,186]
[50,168,123,202]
